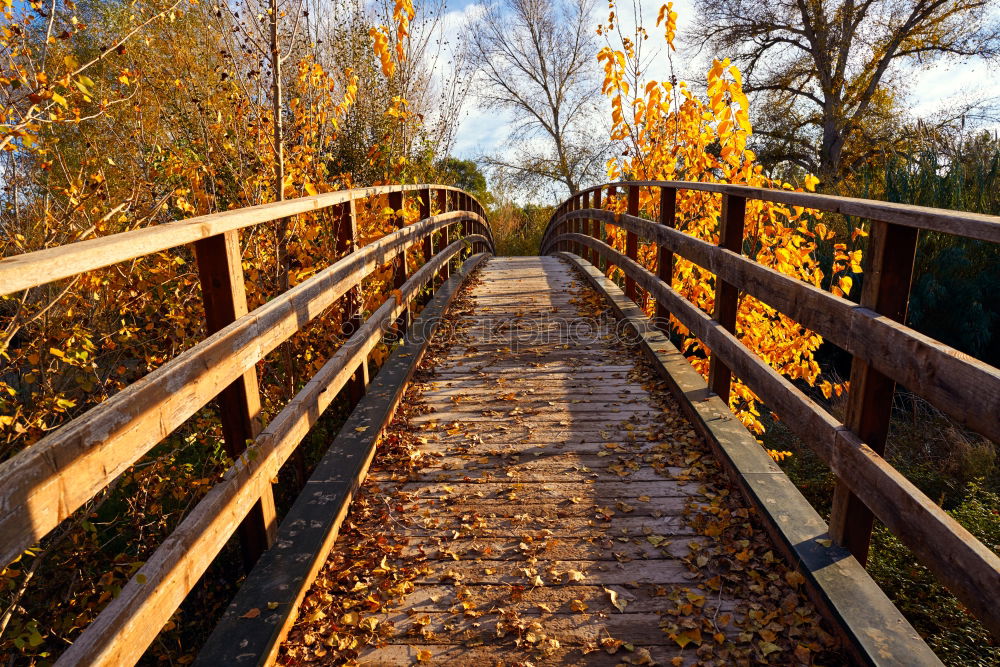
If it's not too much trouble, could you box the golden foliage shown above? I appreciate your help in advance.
[596,1,861,439]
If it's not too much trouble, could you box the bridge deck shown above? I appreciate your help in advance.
[280,257,841,665]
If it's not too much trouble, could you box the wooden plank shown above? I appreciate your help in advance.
[553,213,1000,444]
[191,254,489,667]
[194,230,277,568]
[55,247,489,667]
[555,242,1000,638]
[0,213,482,569]
[0,184,481,296]
[707,194,746,402]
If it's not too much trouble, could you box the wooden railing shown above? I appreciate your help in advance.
[541,180,1000,638]
[0,184,493,666]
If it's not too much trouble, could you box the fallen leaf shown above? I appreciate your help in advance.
[240,608,260,619]
[785,570,806,587]
[605,587,628,612]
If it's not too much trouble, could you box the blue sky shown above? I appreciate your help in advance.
[436,0,998,162]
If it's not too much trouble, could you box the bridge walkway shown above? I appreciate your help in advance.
[279,256,840,665]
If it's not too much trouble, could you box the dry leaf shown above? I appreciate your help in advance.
[605,587,628,612]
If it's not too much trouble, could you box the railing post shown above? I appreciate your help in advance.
[388,190,408,331]
[570,194,579,256]
[592,187,603,271]
[460,193,470,262]
[581,190,592,265]
[656,187,677,333]
[336,199,368,405]
[420,187,432,266]
[707,194,747,404]
[604,186,616,275]
[625,185,640,301]
[193,230,277,570]
[829,220,919,565]
[437,188,450,281]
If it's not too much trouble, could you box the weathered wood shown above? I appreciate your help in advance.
[0,184,483,296]
[707,194,746,403]
[829,220,919,565]
[190,253,489,667]
[552,237,1000,637]
[54,244,489,667]
[193,230,277,569]
[561,252,941,667]
[550,209,1000,444]
[0,212,483,569]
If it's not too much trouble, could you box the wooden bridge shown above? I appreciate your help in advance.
[0,182,998,665]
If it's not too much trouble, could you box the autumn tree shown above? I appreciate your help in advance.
[691,0,1000,184]
[597,1,863,445]
[465,0,607,196]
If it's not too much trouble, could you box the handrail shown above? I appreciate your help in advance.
[540,180,1000,249]
[0,183,494,665]
[541,181,1000,641]
[0,183,488,296]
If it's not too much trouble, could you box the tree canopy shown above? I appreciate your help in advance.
[692,0,1000,184]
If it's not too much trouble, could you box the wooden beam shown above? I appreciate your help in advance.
[194,230,277,569]
[592,187,603,272]
[707,194,747,403]
[0,184,474,296]
[625,185,640,301]
[655,187,677,333]
[598,180,1000,242]
[335,199,366,406]
[829,221,919,565]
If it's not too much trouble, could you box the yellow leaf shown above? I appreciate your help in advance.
[604,587,628,612]
[416,649,432,661]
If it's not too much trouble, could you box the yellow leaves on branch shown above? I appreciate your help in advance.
[656,3,678,51]
[370,0,415,78]
[393,0,415,60]
[598,0,858,437]
[369,26,395,77]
